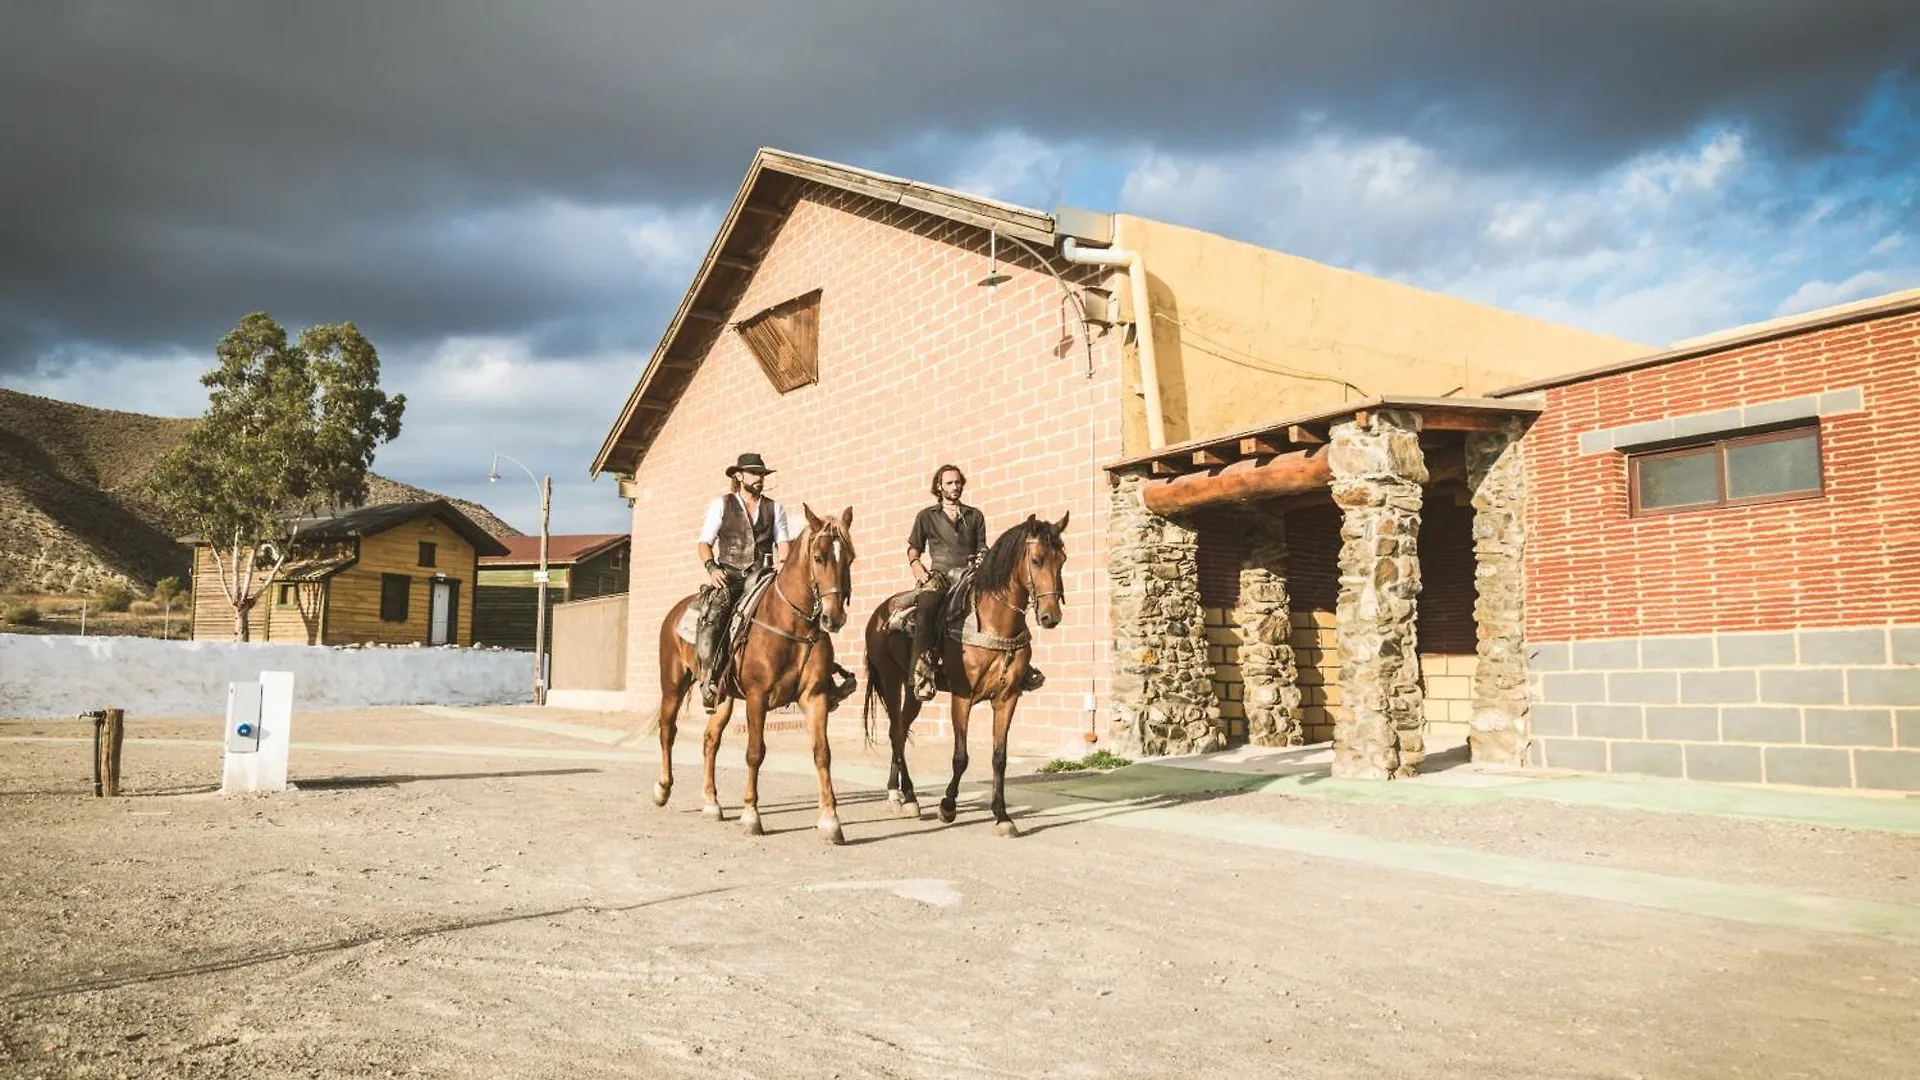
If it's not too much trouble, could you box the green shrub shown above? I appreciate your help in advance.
[2,603,41,626]
[1037,749,1133,774]
[94,582,134,612]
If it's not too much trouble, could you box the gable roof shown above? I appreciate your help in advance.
[185,500,510,557]
[481,533,628,567]
[590,148,1056,478]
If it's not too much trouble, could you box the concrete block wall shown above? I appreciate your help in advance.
[1530,626,1920,791]
[1203,605,1247,743]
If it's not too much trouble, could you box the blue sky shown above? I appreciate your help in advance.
[2,3,1916,535]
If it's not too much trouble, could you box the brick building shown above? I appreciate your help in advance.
[1497,290,1920,791]
[591,148,1644,757]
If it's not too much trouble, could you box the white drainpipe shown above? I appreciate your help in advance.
[1062,232,1166,449]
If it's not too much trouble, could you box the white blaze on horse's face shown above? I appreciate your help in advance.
[812,529,850,633]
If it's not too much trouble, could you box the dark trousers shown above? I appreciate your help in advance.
[909,569,962,671]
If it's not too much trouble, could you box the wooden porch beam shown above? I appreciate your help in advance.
[1144,448,1333,516]
[1144,446,1468,517]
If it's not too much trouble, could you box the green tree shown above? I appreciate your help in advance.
[151,576,184,639]
[151,313,405,641]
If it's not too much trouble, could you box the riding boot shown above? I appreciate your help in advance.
[1021,664,1046,692]
[912,651,939,701]
[910,584,943,702]
[695,591,728,710]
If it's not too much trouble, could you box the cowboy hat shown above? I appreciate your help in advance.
[724,452,776,477]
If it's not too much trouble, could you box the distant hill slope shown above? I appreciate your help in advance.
[0,387,519,593]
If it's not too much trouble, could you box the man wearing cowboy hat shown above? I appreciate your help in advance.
[693,452,794,709]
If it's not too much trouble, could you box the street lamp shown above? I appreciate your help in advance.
[489,453,551,706]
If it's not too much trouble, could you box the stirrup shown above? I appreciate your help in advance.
[1021,666,1046,692]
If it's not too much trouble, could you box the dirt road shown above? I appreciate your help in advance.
[3,707,1917,1078]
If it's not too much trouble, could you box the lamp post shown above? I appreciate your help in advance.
[489,454,551,706]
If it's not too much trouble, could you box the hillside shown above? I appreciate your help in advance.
[0,388,519,593]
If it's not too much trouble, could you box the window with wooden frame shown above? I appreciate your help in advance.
[277,584,297,608]
[734,289,821,394]
[418,541,437,568]
[380,574,411,622]
[1628,423,1824,516]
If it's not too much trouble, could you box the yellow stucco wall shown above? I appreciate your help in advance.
[1109,215,1652,452]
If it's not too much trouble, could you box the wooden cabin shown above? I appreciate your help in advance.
[187,500,510,646]
[473,533,629,650]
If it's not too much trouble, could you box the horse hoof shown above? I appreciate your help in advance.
[741,810,763,837]
[886,789,903,806]
[701,802,724,821]
[937,802,956,824]
[818,816,845,845]
[899,801,921,820]
[650,782,670,807]
[994,819,1021,838]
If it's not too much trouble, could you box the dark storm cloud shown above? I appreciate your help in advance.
[1,0,1915,371]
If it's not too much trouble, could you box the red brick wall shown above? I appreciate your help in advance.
[620,184,1123,753]
[1524,311,1920,641]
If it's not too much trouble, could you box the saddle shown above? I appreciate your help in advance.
[881,568,977,639]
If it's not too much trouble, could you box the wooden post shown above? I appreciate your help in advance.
[99,708,125,797]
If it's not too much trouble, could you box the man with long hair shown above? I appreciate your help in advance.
[905,463,986,701]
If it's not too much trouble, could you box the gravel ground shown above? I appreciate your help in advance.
[3,708,1917,1079]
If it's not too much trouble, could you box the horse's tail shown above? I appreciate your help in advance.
[862,648,883,748]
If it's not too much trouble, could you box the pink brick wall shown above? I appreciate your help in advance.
[620,185,1124,753]
[1524,310,1920,641]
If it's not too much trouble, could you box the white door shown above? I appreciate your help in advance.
[429,581,452,645]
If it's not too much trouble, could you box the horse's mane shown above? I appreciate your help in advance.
[979,516,1064,592]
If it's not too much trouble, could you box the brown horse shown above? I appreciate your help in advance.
[651,504,856,843]
[862,513,1068,837]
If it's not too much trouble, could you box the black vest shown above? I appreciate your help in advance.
[714,495,777,571]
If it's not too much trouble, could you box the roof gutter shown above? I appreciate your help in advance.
[1062,231,1166,449]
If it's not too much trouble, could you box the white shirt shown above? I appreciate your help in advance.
[698,494,792,547]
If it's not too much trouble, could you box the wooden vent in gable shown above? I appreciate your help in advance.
[734,289,821,394]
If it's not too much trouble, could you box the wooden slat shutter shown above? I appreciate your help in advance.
[734,289,821,394]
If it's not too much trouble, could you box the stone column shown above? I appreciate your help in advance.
[1467,417,1531,766]
[1107,470,1226,756]
[1329,410,1427,779]
[1233,507,1304,746]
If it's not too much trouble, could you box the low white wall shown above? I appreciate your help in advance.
[0,635,534,718]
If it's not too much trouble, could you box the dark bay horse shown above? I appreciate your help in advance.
[862,513,1068,837]
[651,504,856,843]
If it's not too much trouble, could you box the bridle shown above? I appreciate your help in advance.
[982,535,1064,616]
[753,525,847,644]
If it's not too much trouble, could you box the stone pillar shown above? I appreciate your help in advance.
[1233,507,1304,746]
[1329,410,1427,779]
[1107,470,1226,756]
[1467,417,1531,765]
